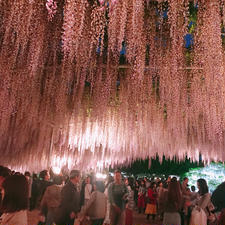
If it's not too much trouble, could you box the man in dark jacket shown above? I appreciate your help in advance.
[55,170,81,225]
[37,170,52,207]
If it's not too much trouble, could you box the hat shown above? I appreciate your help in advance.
[70,170,80,179]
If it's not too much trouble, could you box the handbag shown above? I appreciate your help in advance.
[190,206,207,225]
[206,202,217,224]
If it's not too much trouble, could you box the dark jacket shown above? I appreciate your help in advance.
[37,180,52,206]
[55,180,80,225]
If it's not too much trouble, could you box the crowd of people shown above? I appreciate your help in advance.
[133,176,225,225]
[0,165,225,225]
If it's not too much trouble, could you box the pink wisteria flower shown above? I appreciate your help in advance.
[46,0,57,21]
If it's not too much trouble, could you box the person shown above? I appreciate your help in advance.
[137,180,146,214]
[55,170,81,225]
[211,181,225,212]
[190,178,215,223]
[134,180,139,207]
[24,171,32,210]
[211,181,225,224]
[103,175,114,225]
[157,181,165,219]
[0,174,29,225]
[166,176,171,186]
[0,166,11,208]
[181,177,189,195]
[193,179,210,211]
[84,176,93,205]
[163,177,183,225]
[190,185,198,201]
[30,173,39,210]
[78,181,107,225]
[144,178,151,189]
[181,177,190,225]
[125,177,135,225]
[145,182,157,221]
[37,170,52,206]
[0,166,11,188]
[40,175,63,224]
[108,170,128,225]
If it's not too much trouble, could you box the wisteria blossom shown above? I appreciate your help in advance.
[0,0,225,171]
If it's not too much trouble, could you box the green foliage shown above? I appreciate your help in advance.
[120,155,202,176]
[184,163,225,192]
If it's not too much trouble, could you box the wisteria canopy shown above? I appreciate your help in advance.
[1,0,225,171]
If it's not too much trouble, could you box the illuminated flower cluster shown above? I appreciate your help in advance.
[0,0,225,171]
[46,0,57,21]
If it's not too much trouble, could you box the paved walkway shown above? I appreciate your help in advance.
[133,211,162,225]
[28,210,163,225]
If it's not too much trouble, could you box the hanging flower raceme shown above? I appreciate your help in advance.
[46,0,57,21]
[62,0,87,60]
[1,0,225,171]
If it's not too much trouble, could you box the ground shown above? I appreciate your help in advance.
[28,210,163,225]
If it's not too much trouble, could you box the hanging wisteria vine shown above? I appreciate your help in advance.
[0,0,225,171]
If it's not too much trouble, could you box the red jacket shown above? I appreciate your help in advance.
[147,188,157,205]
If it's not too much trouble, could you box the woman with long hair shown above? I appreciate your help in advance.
[0,174,29,225]
[188,178,213,225]
[196,179,213,216]
[163,177,183,225]
[145,182,157,221]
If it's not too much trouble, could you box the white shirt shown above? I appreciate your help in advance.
[84,183,92,200]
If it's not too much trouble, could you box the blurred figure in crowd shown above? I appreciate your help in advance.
[0,166,11,188]
[145,182,157,221]
[0,174,29,225]
[108,170,128,225]
[30,173,39,210]
[84,176,93,205]
[163,177,183,225]
[138,180,146,214]
[40,175,63,224]
[78,181,107,225]
[134,180,139,208]
[37,170,52,207]
[24,171,32,210]
[55,170,80,225]
[125,177,135,225]
[157,181,165,220]
[103,175,114,225]
[190,185,198,201]
[0,166,11,208]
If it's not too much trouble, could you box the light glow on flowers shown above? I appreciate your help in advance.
[52,166,61,175]
[96,172,107,180]
[0,0,225,171]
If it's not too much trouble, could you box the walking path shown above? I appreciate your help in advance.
[133,211,162,225]
[28,210,163,225]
